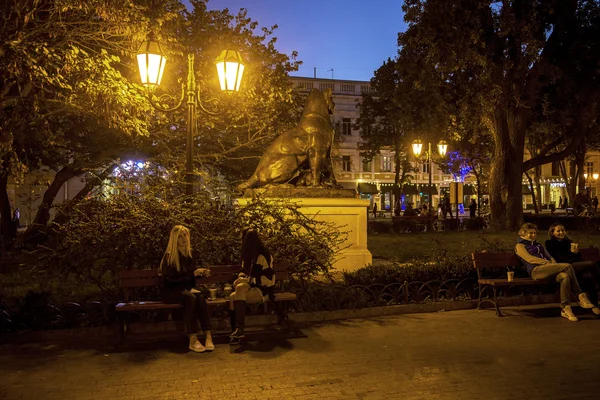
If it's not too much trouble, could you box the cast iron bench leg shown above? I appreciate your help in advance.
[492,287,504,317]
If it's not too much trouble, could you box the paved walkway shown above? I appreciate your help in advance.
[2,306,600,400]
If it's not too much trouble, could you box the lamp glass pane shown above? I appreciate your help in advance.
[412,142,423,156]
[235,64,245,91]
[216,62,226,91]
[438,143,448,156]
[137,53,166,86]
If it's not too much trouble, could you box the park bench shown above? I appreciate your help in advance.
[472,248,600,317]
[116,263,297,343]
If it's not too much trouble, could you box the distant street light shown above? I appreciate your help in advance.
[137,36,245,195]
[412,139,448,211]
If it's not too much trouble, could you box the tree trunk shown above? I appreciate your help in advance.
[31,166,82,226]
[52,163,118,226]
[524,171,538,214]
[471,165,481,216]
[534,165,543,211]
[489,110,525,231]
[0,173,14,251]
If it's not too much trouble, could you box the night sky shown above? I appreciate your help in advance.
[186,0,407,82]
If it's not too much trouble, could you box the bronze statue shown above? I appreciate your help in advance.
[236,88,339,192]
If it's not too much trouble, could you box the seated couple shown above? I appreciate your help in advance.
[515,222,600,322]
[160,225,276,352]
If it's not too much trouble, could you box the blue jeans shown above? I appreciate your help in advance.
[531,263,582,307]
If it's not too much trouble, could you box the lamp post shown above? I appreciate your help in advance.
[137,37,245,195]
[412,139,448,211]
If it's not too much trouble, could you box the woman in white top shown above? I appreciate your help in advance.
[228,228,276,344]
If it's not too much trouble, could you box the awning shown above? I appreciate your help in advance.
[463,185,476,195]
[522,185,532,195]
[358,182,379,194]
[418,184,439,196]
[401,184,419,195]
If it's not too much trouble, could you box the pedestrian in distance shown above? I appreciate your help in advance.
[468,199,477,218]
[394,199,401,217]
[593,196,598,214]
[373,202,378,219]
[443,196,453,218]
[229,228,276,345]
[545,223,600,315]
[12,207,20,228]
[515,223,598,322]
[160,225,214,352]
[558,196,563,209]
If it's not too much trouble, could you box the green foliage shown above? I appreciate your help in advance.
[343,245,474,286]
[33,192,345,298]
[463,217,486,231]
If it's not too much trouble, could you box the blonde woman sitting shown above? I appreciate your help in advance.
[160,225,214,352]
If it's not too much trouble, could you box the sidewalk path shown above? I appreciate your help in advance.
[2,306,600,400]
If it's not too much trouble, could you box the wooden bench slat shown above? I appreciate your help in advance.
[116,302,182,312]
[471,252,521,268]
[479,278,549,286]
[119,277,161,288]
[120,269,160,278]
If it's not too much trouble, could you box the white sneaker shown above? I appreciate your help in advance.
[592,307,600,316]
[578,293,595,309]
[561,306,579,322]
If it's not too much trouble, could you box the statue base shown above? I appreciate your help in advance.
[237,190,372,272]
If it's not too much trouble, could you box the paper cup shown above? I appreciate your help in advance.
[571,243,578,253]
[209,288,218,300]
[507,271,515,282]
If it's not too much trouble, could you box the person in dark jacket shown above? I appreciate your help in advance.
[468,199,477,218]
[160,225,213,352]
[545,223,600,314]
[228,228,276,344]
[514,223,597,322]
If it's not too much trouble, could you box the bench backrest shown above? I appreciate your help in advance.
[471,252,522,279]
[579,247,600,262]
[119,263,292,289]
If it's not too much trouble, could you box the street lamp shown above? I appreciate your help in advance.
[412,139,448,211]
[137,36,245,195]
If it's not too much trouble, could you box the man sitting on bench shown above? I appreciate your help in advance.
[515,223,597,322]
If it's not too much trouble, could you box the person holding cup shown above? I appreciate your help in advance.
[160,225,214,352]
[545,223,600,315]
[515,223,597,322]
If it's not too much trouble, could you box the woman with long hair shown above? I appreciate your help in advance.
[545,223,600,315]
[228,228,276,344]
[160,225,214,352]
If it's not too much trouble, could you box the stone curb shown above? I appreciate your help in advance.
[0,294,559,343]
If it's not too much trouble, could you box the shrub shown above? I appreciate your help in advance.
[342,243,475,286]
[463,217,486,231]
[27,193,346,301]
[368,220,392,234]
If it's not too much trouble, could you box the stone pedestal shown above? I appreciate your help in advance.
[237,188,372,272]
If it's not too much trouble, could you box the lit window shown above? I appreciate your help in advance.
[382,156,392,172]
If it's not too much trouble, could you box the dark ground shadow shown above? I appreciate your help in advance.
[0,324,312,370]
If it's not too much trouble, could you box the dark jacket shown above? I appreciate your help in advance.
[161,251,196,301]
[545,237,582,264]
